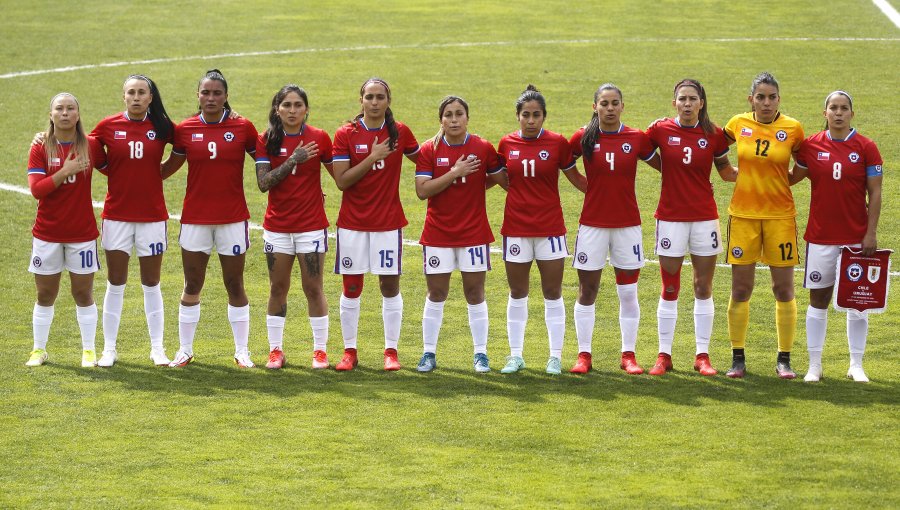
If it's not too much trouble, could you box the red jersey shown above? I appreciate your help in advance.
[172,112,257,225]
[570,124,655,228]
[332,119,419,231]
[415,134,503,247]
[646,118,730,222]
[256,125,333,233]
[497,129,576,237]
[28,138,106,243]
[796,129,884,245]
[91,112,173,222]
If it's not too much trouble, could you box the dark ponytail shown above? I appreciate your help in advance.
[197,68,231,113]
[673,78,715,136]
[127,74,173,140]
[356,77,399,149]
[265,84,309,157]
[581,83,622,161]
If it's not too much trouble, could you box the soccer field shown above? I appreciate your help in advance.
[1,1,898,507]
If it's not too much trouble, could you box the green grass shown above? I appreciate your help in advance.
[1,1,898,507]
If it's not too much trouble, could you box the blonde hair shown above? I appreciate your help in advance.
[45,93,89,170]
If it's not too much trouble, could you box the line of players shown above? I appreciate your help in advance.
[24,71,884,383]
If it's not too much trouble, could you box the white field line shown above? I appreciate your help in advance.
[2,36,899,79]
[3,181,897,277]
[873,0,900,29]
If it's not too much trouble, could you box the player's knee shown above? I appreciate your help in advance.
[615,269,640,285]
[342,274,364,298]
[660,267,681,300]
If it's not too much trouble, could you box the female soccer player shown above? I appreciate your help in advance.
[331,77,419,371]
[792,91,883,383]
[414,95,505,373]
[256,84,333,370]
[162,69,259,368]
[644,79,736,376]
[498,85,586,375]
[90,75,175,367]
[568,83,655,375]
[26,93,105,367]
[722,72,804,379]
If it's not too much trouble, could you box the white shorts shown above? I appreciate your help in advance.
[29,238,100,275]
[179,222,250,256]
[334,228,403,275]
[263,229,328,256]
[503,235,568,263]
[655,219,723,257]
[422,244,491,274]
[804,242,861,289]
[102,219,168,257]
[572,224,645,271]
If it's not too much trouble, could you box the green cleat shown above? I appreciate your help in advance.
[81,350,97,368]
[25,348,48,367]
[546,356,562,375]
[500,355,525,374]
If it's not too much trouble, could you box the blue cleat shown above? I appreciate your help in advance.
[473,353,491,373]
[417,352,437,372]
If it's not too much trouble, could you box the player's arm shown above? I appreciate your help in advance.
[562,165,587,193]
[862,174,883,255]
[415,155,480,200]
[257,142,318,192]
[332,136,393,190]
[715,154,738,182]
[160,151,186,180]
[788,163,808,185]
[645,151,661,172]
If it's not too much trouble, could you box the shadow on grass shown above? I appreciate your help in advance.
[39,356,900,409]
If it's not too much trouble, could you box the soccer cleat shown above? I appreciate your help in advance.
[726,357,746,378]
[234,350,255,368]
[620,351,644,375]
[473,353,490,373]
[804,364,823,382]
[649,353,673,376]
[312,349,329,369]
[416,352,437,373]
[693,353,717,376]
[81,350,97,368]
[266,348,285,370]
[570,352,593,374]
[500,355,525,374]
[546,356,562,375]
[847,366,869,383]
[776,353,796,379]
[150,348,171,366]
[25,348,48,367]
[384,348,402,371]
[335,348,358,371]
[168,350,194,368]
[97,349,118,368]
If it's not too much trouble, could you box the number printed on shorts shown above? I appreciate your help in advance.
[778,242,793,261]
[633,244,642,261]
[711,231,719,249]
[379,249,394,268]
[79,249,94,268]
[548,236,564,253]
[468,246,485,265]
[208,141,218,159]
[128,140,144,159]
[149,242,164,256]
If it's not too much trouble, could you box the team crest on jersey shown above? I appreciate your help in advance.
[147,130,156,140]
[621,143,632,154]
[508,150,520,160]
[847,263,863,282]
[437,157,450,166]
[192,133,203,142]
[667,136,681,146]
[849,152,860,163]
[32,256,42,268]
[342,257,353,269]
[809,271,822,283]
[509,244,521,256]
[731,247,743,259]
[874,165,883,174]
[698,138,708,149]
[264,242,274,253]
[868,266,881,283]
[577,252,588,264]
[114,131,127,140]
[428,256,440,268]
[224,131,235,142]
[775,130,788,142]
[660,238,671,250]
[538,150,550,161]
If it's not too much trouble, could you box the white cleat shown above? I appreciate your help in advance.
[234,350,255,368]
[847,366,869,383]
[150,348,171,366]
[168,350,193,368]
[97,350,118,367]
[804,364,823,382]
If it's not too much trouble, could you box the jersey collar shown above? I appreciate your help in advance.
[359,118,385,131]
[519,128,544,140]
[600,123,624,135]
[442,133,469,147]
[123,111,148,122]
[674,117,698,129]
[284,125,306,137]
[826,127,856,142]
[752,111,781,124]
[199,110,228,125]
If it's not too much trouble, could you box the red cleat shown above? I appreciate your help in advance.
[649,353,673,376]
[265,348,285,369]
[335,348,358,371]
[620,351,644,375]
[570,352,593,374]
[384,348,401,371]
[312,349,329,369]
[693,353,717,376]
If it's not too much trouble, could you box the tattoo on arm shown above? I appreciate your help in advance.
[304,252,320,277]
[266,252,276,273]
[258,157,296,191]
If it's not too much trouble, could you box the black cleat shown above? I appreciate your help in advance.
[776,352,796,379]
